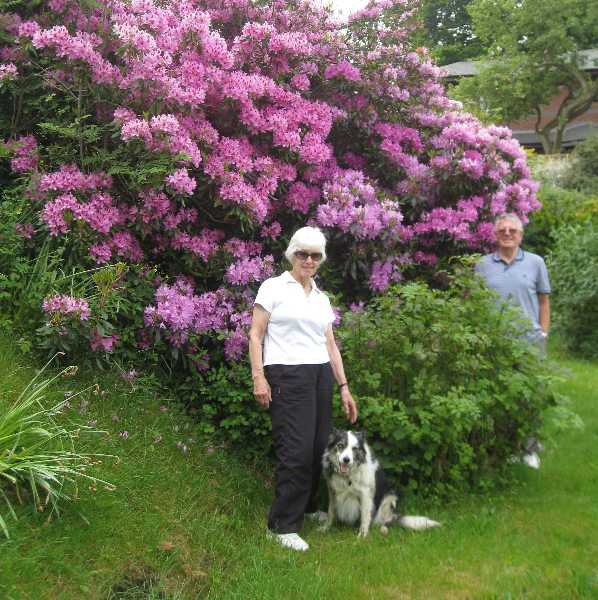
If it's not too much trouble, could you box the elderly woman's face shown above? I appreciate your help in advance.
[291,249,322,279]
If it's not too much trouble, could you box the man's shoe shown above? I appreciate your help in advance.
[306,510,328,523]
[267,531,309,551]
[522,452,541,469]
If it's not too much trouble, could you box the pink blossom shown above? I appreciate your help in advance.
[90,330,120,352]
[261,222,282,239]
[324,61,361,82]
[15,223,35,239]
[0,63,18,80]
[42,293,90,320]
[166,168,197,195]
[4,135,38,172]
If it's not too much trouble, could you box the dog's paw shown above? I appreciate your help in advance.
[317,524,331,533]
[357,528,369,539]
[380,525,388,535]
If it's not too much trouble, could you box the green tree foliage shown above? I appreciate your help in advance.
[451,0,598,154]
[420,0,484,66]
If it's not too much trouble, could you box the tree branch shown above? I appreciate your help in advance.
[534,60,592,94]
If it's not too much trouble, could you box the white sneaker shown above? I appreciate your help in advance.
[522,452,541,469]
[305,510,328,523]
[267,531,309,551]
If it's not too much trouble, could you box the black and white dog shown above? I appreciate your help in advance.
[319,429,441,538]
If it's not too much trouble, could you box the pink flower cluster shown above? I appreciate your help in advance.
[91,330,120,352]
[0,63,18,80]
[43,293,91,321]
[37,163,112,195]
[144,278,254,361]
[317,170,403,241]
[324,61,361,82]
[226,255,275,286]
[166,168,197,196]
[15,223,35,239]
[369,258,402,292]
[3,135,38,173]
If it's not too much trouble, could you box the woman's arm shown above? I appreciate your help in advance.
[249,304,272,407]
[325,324,358,424]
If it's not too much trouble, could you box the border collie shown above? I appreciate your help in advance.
[320,429,441,538]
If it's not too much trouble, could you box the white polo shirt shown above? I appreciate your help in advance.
[255,270,336,366]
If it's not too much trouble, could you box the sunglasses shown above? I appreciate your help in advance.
[496,227,521,236]
[294,251,323,261]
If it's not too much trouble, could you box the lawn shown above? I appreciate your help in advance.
[0,336,597,600]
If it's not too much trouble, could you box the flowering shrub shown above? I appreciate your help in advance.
[332,261,578,495]
[37,263,127,359]
[0,0,541,369]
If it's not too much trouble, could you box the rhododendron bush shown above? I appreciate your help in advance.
[0,0,539,371]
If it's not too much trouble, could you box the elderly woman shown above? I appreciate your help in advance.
[249,226,357,552]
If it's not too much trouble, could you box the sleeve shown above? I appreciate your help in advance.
[254,278,274,313]
[323,296,336,324]
[536,258,551,294]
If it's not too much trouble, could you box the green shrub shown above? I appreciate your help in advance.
[523,185,597,256]
[559,135,598,196]
[547,222,598,359]
[178,358,272,459]
[332,260,576,496]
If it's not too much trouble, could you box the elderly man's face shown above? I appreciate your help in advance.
[496,219,523,250]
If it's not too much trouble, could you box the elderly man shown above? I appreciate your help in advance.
[475,213,551,353]
[475,213,551,469]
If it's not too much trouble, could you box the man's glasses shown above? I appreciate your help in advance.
[496,227,520,237]
[295,251,323,261]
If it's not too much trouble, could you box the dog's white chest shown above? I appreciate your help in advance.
[330,475,369,524]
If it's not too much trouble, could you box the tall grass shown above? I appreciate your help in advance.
[1,336,597,600]
[0,353,116,538]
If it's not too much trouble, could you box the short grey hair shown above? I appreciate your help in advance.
[285,226,327,262]
[493,213,524,234]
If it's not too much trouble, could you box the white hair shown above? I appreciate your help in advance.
[493,213,524,233]
[284,226,327,262]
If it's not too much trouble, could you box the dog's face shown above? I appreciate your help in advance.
[325,429,367,475]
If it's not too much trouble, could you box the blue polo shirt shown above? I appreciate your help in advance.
[475,249,551,340]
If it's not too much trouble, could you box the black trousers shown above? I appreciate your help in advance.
[265,362,334,534]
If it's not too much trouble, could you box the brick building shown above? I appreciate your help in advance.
[443,49,598,151]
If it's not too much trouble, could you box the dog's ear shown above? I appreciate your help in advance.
[355,430,368,443]
[327,428,343,447]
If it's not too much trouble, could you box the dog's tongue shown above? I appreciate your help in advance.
[340,463,350,474]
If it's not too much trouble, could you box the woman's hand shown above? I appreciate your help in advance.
[249,304,271,407]
[253,373,272,407]
[341,387,357,424]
